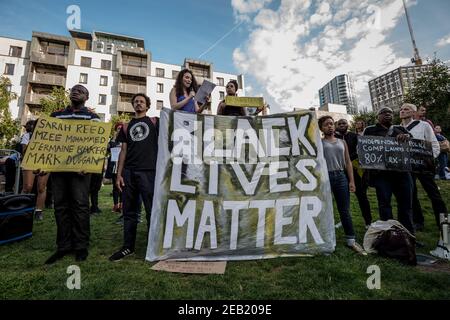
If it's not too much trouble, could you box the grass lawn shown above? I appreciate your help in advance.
[1,181,449,300]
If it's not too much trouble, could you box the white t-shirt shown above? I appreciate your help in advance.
[20,132,31,146]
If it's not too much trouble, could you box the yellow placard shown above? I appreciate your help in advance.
[225,96,264,108]
[22,115,111,173]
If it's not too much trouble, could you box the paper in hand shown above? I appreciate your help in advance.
[195,80,216,105]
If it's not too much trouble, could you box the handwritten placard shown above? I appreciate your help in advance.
[357,136,434,173]
[22,115,111,173]
[225,96,264,108]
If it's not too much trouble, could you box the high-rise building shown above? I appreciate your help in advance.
[368,64,432,112]
[318,74,358,115]
[0,30,245,123]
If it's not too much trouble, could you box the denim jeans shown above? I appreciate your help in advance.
[328,170,355,240]
[437,152,448,179]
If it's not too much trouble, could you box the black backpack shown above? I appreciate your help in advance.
[373,226,417,266]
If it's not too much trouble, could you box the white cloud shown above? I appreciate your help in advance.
[232,0,413,113]
[437,35,450,48]
[232,0,274,21]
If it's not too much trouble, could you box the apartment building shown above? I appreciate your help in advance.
[0,30,245,122]
[318,74,358,115]
[368,64,432,112]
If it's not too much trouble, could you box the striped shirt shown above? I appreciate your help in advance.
[51,106,100,121]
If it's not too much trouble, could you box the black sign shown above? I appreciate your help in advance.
[357,136,435,173]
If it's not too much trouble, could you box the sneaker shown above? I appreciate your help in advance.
[347,242,368,256]
[75,249,89,261]
[34,210,44,221]
[44,250,70,265]
[109,248,134,262]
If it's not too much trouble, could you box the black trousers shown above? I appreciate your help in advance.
[412,173,448,228]
[353,169,372,225]
[4,158,17,193]
[372,172,414,234]
[89,173,103,209]
[52,172,91,251]
[122,169,155,250]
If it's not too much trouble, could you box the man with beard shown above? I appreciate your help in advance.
[109,93,158,261]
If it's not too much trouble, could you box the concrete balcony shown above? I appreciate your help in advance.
[119,65,147,78]
[28,72,66,87]
[117,101,134,113]
[25,93,50,105]
[30,51,67,67]
[118,83,147,94]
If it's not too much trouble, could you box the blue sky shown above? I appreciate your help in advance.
[1,0,449,113]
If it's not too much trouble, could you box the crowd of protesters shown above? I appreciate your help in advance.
[1,69,448,263]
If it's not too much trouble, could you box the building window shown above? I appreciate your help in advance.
[98,94,107,105]
[106,44,113,54]
[156,100,164,110]
[9,46,22,57]
[172,70,179,79]
[79,73,88,84]
[6,84,12,92]
[100,76,108,86]
[101,60,112,70]
[217,77,224,86]
[157,83,164,93]
[156,68,165,77]
[219,91,225,100]
[4,63,15,75]
[80,56,92,67]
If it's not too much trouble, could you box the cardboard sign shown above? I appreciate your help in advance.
[225,96,264,108]
[151,261,227,274]
[22,115,111,173]
[357,136,434,173]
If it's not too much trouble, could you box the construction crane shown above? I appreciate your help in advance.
[402,0,423,65]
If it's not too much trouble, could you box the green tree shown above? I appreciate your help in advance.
[350,111,378,132]
[110,113,131,137]
[404,59,450,136]
[39,86,70,116]
[0,76,20,148]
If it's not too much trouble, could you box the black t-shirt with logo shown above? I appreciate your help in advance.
[117,116,159,171]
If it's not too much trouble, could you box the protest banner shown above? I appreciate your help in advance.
[22,115,111,173]
[146,108,335,261]
[224,96,264,108]
[357,136,435,173]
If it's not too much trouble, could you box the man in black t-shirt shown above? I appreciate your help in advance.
[109,93,159,261]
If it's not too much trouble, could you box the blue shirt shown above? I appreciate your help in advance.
[177,95,196,113]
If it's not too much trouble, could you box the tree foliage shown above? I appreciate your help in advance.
[404,59,450,136]
[350,111,378,131]
[39,86,70,116]
[110,113,131,137]
[0,76,20,148]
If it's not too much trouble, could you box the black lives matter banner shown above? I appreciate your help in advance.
[357,136,435,173]
[146,108,336,261]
